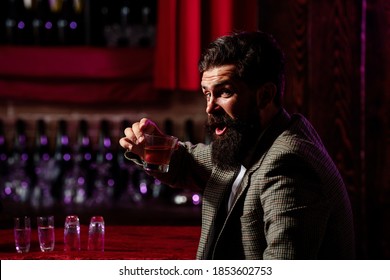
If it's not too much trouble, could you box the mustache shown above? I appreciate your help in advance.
[206,114,234,135]
[206,114,254,134]
[207,114,233,127]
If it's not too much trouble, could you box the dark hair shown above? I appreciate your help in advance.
[198,31,286,106]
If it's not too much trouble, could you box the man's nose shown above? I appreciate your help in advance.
[206,96,220,115]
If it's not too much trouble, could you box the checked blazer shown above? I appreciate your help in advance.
[145,109,355,259]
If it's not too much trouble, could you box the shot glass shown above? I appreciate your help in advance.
[87,216,105,251]
[14,216,31,253]
[64,215,80,251]
[37,216,55,252]
[142,133,178,173]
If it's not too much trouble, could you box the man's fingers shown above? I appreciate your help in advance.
[124,127,138,144]
[119,137,132,150]
[120,118,164,159]
[139,118,163,135]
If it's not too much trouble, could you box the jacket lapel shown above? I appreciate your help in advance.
[198,166,240,259]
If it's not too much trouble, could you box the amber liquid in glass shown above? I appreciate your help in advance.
[144,145,172,165]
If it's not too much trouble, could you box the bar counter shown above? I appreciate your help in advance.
[0,225,201,260]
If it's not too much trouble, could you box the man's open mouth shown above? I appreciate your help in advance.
[215,125,227,136]
[207,115,232,137]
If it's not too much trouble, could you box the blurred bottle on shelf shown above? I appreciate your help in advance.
[116,119,130,196]
[183,119,195,142]
[0,120,9,190]
[72,0,84,44]
[96,0,114,46]
[61,119,91,207]
[116,0,131,47]
[52,119,73,202]
[0,1,5,44]
[132,1,156,48]
[4,0,33,45]
[83,0,103,45]
[102,0,156,47]
[31,0,58,45]
[174,119,203,206]
[88,119,116,207]
[1,119,32,203]
[57,0,84,45]
[74,119,93,171]
[30,119,56,209]
[32,119,51,164]
[5,0,18,44]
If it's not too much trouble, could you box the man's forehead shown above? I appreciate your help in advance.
[201,65,238,87]
[202,65,237,77]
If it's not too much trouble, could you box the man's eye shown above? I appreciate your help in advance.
[221,90,233,97]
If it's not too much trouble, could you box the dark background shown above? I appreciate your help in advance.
[0,0,389,260]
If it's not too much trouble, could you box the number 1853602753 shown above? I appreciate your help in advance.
[212,266,272,276]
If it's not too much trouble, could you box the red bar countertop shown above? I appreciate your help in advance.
[0,225,201,260]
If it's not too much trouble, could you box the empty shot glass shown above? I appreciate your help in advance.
[14,216,31,253]
[64,215,80,251]
[37,216,55,252]
[87,216,105,251]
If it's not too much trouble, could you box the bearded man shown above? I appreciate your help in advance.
[119,31,355,259]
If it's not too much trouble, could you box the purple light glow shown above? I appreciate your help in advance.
[104,138,111,148]
[61,136,69,145]
[69,21,77,29]
[40,136,48,145]
[108,179,115,187]
[45,21,52,29]
[105,153,113,161]
[82,137,90,146]
[42,153,50,161]
[21,153,28,161]
[4,186,12,195]
[64,196,71,204]
[63,153,71,161]
[0,136,4,144]
[77,177,85,185]
[17,21,25,29]
[76,189,86,201]
[140,182,148,194]
[84,153,92,161]
[192,194,201,205]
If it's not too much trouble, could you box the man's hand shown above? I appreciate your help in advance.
[119,118,164,159]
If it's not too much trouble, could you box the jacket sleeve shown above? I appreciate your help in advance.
[260,145,332,259]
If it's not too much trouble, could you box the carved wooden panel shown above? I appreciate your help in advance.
[259,0,389,259]
[365,0,390,258]
[309,0,365,257]
[258,0,309,114]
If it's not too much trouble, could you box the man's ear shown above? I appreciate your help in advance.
[256,82,277,109]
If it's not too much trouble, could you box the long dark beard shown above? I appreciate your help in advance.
[206,115,260,170]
